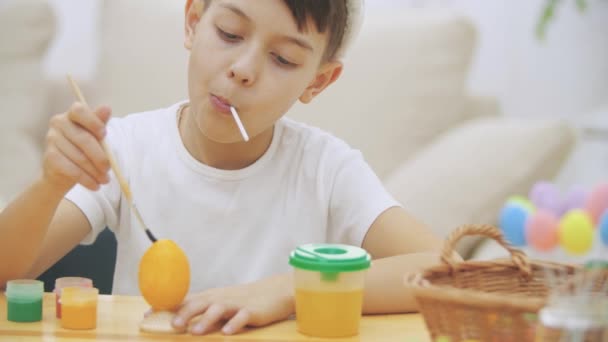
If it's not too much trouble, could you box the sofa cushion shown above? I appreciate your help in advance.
[0,0,55,200]
[287,9,477,178]
[97,0,189,116]
[383,117,576,257]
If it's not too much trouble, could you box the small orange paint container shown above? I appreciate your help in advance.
[54,277,93,318]
[60,287,99,330]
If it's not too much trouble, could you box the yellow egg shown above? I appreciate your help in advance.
[558,210,594,255]
[138,239,190,311]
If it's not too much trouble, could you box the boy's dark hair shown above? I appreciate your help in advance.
[283,0,348,62]
[203,0,348,62]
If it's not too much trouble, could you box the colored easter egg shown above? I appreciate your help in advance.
[529,181,562,215]
[585,183,608,224]
[525,210,559,251]
[507,195,535,212]
[599,210,608,246]
[558,186,587,216]
[558,210,594,255]
[499,204,530,246]
[139,239,190,311]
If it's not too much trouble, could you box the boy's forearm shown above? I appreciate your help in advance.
[362,252,441,314]
[0,178,66,287]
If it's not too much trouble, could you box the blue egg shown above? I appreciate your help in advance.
[499,204,530,246]
[600,210,608,246]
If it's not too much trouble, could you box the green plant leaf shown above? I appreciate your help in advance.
[576,0,588,12]
[536,0,559,40]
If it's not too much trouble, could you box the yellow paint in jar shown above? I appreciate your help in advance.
[295,289,363,337]
[60,286,99,330]
[289,244,371,338]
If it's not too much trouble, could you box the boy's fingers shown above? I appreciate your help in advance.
[46,146,99,191]
[173,299,211,329]
[68,102,107,140]
[95,106,112,124]
[190,304,226,335]
[222,309,250,335]
[54,135,109,185]
[57,120,110,176]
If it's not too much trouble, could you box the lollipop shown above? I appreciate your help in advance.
[558,210,594,255]
[584,183,608,225]
[499,203,530,246]
[525,210,559,251]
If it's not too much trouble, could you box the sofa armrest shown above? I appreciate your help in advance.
[382,116,575,258]
[461,94,501,121]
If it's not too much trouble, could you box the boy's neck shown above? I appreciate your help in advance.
[178,104,274,170]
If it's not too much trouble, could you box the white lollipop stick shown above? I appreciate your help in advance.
[230,106,249,142]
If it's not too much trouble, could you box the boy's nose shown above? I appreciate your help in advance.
[227,50,260,87]
[228,69,253,86]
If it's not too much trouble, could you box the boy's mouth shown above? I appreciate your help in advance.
[210,94,233,114]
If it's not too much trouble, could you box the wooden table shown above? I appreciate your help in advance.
[0,293,430,341]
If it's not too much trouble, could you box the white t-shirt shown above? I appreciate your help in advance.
[66,102,400,295]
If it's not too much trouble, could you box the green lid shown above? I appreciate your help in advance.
[289,244,371,273]
[6,280,43,299]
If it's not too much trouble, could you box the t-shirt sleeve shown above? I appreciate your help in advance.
[326,150,401,247]
[64,119,123,245]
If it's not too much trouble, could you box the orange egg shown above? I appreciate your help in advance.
[138,239,190,311]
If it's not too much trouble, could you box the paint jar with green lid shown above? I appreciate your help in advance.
[289,244,371,338]
[6,279,44,322]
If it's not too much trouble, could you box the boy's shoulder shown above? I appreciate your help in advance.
[106,102,181,137]
[280,117,352,151]
[109,102,180,128]
[278,117,361,166]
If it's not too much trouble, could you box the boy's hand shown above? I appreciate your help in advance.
[43,102,112,193]
[172,274,294,335]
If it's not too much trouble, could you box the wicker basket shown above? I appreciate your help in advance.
[406,224,580,342]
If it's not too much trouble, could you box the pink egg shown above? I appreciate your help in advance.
[584,183,608,225]
[525,210,559,251]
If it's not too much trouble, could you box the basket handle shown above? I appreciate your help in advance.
[440,224,531,277]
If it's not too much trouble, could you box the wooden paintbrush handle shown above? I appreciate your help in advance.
[101,140,132,202]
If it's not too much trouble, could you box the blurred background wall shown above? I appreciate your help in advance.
[43,0,608,186]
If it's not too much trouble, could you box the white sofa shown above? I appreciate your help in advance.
[1,0,576,258]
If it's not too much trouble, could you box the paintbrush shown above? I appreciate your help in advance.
[67,75,157,243]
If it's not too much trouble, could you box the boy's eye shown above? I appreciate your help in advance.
[272,53,297,68]
[216,27,241,42]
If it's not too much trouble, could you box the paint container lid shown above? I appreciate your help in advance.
[6,280,43,301]
[54,277,93,293]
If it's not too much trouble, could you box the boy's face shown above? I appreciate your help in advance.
[184,0,343,143]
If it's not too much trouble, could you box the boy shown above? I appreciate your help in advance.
[0,0,443,335]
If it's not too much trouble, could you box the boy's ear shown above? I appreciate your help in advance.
[299,61,343,104]
[184,0,205,50]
